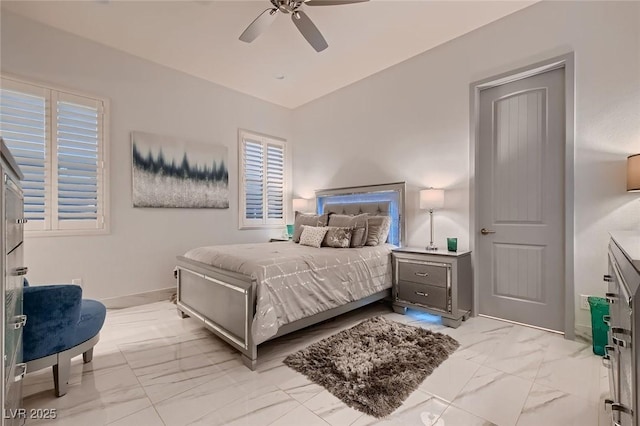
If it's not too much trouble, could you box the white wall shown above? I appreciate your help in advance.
[291,1,640,335]
[2,2,639,334]
[1,11,293,300]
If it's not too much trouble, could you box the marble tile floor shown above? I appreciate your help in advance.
[21,301,611,426]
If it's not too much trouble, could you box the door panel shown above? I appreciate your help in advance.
[494,89,544,224]
[493,243,544,302]
[478,67,565,332]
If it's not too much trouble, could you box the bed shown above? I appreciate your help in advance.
[175,182,406,369]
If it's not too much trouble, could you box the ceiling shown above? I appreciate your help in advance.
[2,0,536,108]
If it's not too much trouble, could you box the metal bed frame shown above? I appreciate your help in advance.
[176,182,406,370]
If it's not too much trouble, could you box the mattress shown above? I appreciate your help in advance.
[183,241,393,344]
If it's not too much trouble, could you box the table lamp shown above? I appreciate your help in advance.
[628,154,640,192]
[292,198,309,213]
[420,188,445,251]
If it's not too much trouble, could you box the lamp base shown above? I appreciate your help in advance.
[425,244,438,251]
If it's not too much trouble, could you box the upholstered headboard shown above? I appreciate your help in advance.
[323,202,391,217]
[315,182,405,246]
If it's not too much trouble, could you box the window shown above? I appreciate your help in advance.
[238,130,288,228]
[0,76,108,235]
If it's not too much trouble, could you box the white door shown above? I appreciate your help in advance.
[477,67,565,332]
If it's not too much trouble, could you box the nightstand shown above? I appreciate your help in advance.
[392,247,472,328]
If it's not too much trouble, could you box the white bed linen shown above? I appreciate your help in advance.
[183,242,393,344]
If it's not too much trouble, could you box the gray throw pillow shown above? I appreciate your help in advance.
[350,226,367,248]
[328,213,369,247]
[322,227,353,248]
[293,211,329,243]
[365,216,392,246]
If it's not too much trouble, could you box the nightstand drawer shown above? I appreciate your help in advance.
[397,261,447,287]
[397,282,447,311]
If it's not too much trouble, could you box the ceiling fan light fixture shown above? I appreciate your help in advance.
[239,0,368,51]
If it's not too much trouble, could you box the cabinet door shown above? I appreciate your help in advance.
[4,245,24,388]
[397,282,448,311]
[606,259,620,408]
[4,359,25,426]
[3,170,25,426]
[4,177,23,255]
[608,252,634,426]
[397,261,448,288]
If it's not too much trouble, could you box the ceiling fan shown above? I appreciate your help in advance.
[239,0,369,52]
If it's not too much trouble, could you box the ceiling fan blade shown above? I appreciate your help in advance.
[239,8,278,43]
[304,0,369,6]
[292,11,328,52]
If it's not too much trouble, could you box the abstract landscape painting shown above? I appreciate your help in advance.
[131,131,229,208]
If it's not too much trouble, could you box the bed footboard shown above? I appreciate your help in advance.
[176,256,391,371]
[175,256,258,368]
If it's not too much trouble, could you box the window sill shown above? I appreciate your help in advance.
[238,224,286,230]
[25,228,110,238]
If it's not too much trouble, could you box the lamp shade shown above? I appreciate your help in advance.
[419,188,444,210]
[628,154,640,192]
[292,198,308,212]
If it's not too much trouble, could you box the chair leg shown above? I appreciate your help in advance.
[83,348,94,363]
[52,354,71,397]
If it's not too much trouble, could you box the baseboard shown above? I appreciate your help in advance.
[101,287,175,309]
[574,323,592,344]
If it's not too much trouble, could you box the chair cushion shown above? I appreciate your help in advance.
[23,285,82,362]
[72,299,106,347]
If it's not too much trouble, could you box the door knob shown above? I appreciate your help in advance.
[480,228,496,235]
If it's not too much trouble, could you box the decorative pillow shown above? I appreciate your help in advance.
[365,216,392,246]
[293,212,329,243]
[350,226,367,248]
[322,227,353,248]
[299,225,329,248]
[328,213,369,247]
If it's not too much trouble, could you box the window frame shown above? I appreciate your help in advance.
[238,129,289,230]
[1,74,110,237]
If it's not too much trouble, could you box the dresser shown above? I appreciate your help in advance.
[1,138,26,426]
[392,247,472,328]
[605,231,640,426]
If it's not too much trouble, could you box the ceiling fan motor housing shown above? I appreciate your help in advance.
[272,0,304,14]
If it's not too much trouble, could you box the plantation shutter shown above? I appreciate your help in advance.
[0,76,107,234]
[243,138,264,221]
[265,143,284,222]
[239,131,287,228]
[54,92,104,230]
[0,80,49,231]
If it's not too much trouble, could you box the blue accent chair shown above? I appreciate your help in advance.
[22,280,106,396]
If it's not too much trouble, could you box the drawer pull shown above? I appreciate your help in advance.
[611,402,633,416]
[604,274,613,282]
[603,315,611,326]
[612,336,630,348]
[603,346,615,368]
[606,292,618,304]
[15,218,27,224]
[414,272,430,277]
[14,266,28,276]
[611,327,632,337]
[10,315,27,330]
[13,363,27,382]
[415,291,429,297]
